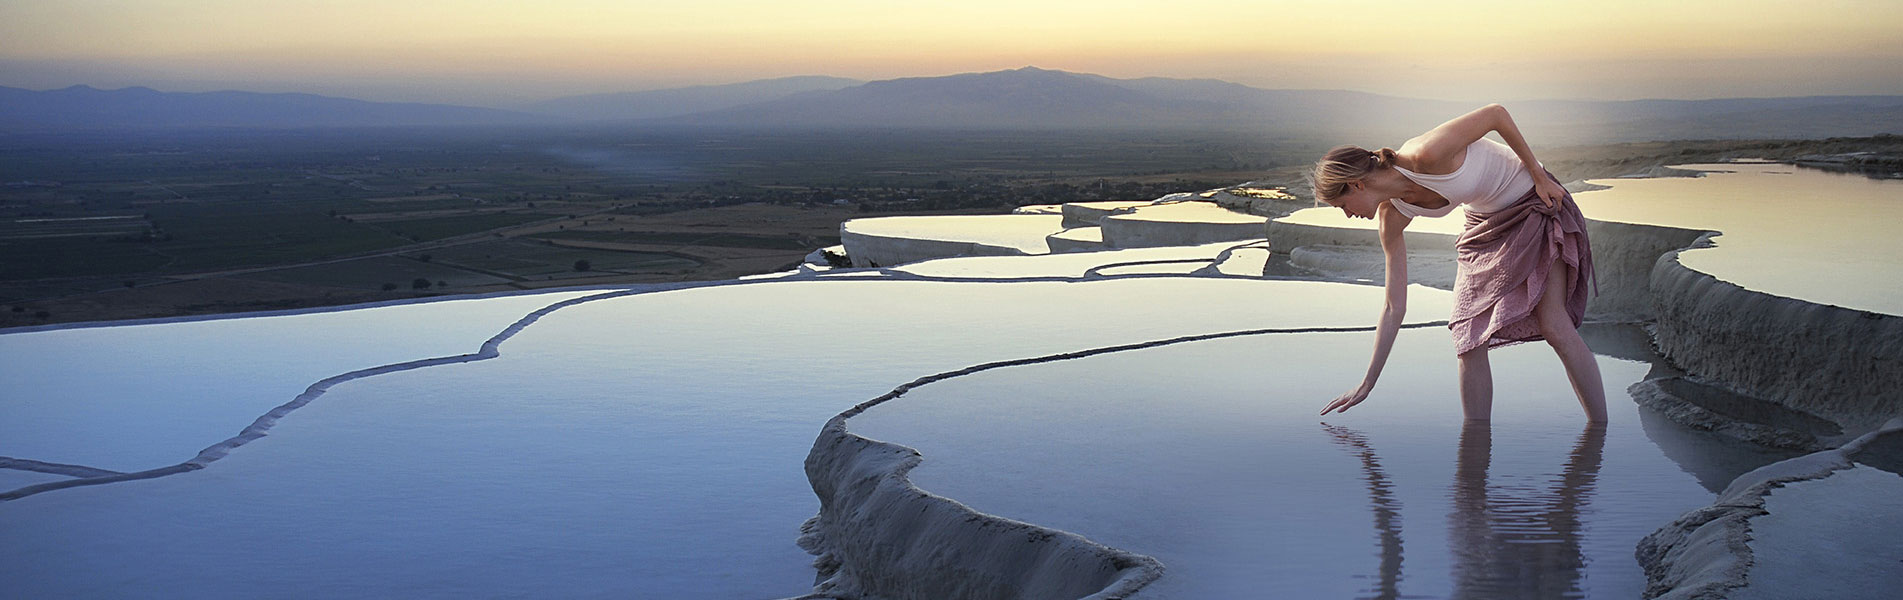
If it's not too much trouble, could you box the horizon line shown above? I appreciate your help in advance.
[10,66,1903,111]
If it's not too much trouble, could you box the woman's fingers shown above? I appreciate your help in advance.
[1536,180,1564,209]
[1321,391,1365,415]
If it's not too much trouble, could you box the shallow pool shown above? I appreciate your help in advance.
[1575,162,1903,315]
[0,244,1797,598]
[846,324,1794,598]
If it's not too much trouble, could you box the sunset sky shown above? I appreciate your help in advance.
[3,0,1899,106]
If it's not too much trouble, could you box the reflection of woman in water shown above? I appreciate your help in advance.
[1311,105,1605,422]
[1324,423,1607,599]
[1449,421,1606,599]
[1323,424,1406,600]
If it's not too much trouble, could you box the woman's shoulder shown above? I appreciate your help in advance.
[1396,136,1477,175]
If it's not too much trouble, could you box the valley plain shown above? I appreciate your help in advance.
[3,126,1898,328]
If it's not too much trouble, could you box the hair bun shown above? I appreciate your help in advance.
[1370,148,1396,169]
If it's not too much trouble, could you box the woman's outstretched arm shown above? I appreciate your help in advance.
[1322,202,1411,415]
[1410,104,1566,207]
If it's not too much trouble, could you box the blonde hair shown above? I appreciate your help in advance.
[1309,145,1397,206]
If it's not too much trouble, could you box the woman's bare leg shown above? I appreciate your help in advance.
[1536,258,1609,422]
[1458,346,1493,421]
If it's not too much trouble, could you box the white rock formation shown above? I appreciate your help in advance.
[840,215,1063,267]
[1098,201,1267,249]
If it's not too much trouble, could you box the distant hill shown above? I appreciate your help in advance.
[672,67,1243,129]
[7,72,1902,143]
[669,67,1477,135]
[675,67,1903,144]
[0,85,539,130]
[524,76,863,121]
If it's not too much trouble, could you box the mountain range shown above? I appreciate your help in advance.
[5,67,1902,144]
[0,84,533,130]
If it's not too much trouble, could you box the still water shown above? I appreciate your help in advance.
[1575,162,1903,316]
[0,272,1471,598]
[848,321,1793,598]
[1,242,1796,598]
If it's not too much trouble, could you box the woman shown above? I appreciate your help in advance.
[1312,104,1605,422]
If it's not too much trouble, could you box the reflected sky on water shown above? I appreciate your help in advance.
[0,277,1465,598]
[850,322,1787,598]
[1577,163,1903,316]
[0,230,1820,597]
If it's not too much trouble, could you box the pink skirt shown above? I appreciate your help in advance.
[1450,171,1596,355]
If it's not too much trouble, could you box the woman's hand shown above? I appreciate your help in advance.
[1321,382,1373,415]
[1532,174,1566,209]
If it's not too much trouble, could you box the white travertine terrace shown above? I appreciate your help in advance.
[1275,205,1465,236]
[840,214,1062,267]
[1286,245,1459,289]
[892,242,1251,279]
[1578,163,1903,316]
[1098,201,1268,248]
[842,200,1268,268]
[1639,419,1903,600]
[1045,226,1105,253]
[1060,200,1152,227]
[1009,204,1064,215]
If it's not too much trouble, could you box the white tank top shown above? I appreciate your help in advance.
[1386,138,1539,218]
